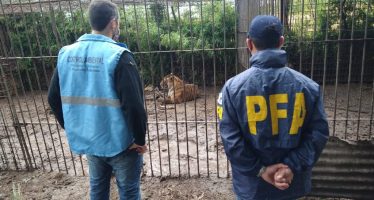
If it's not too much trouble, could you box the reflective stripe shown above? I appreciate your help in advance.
[61,96,121,107]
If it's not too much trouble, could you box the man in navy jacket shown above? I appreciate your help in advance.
[217,15,329,200]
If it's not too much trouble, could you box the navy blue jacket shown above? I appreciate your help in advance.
[218,49,329,199]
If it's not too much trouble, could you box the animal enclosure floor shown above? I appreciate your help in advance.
[0,84,373,177]
[0,170,352,200]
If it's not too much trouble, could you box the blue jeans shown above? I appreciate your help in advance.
[87,149,143,200]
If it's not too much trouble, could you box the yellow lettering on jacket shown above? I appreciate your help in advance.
[269,94,288,135]
[217,106,223,120]
[290,93,306,134]
[245,93,306,136]
[246,96,267,135]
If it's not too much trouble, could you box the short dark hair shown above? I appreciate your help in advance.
[250,32,281,50]
[88,0,119,31]
[247,15,283,50]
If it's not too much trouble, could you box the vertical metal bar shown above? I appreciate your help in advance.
[289,0,293,31]
[76,0,87,175]
[132,0,154,176]
[40,0,70,173]
[0,33,21,170]
[200,0,209,178]
[46,0,61,48]
[78,155,84,176]
[175,0,191,178]
[298,0,304,73]
[11,62,41,170]
[0,1,41,170]
[120,0,130,48]
[310,0,317,79]
[187,0,200,178]
[356,0,370,140]
[0,132,9,169]
[0,60,20,169]
[19,0,61,172]
[332,0,344,137]
[56,0,69,45]
[175,0,190,178]
[0,18,23,172]
[322,0,331,101]
[30,64,62,172]
[281,0,284,23]
[5,0,37,170]
[166,0,181,177]
[152,0,171,176]
[70,150,77,176]
[343,0,357,139]
[77,0,85,23]
[223,0,230,178]
[0,108,18,169]
[369,80,374,138]
[27,0,60,172]
[14,0,55,171]
[162,0,172,177]
[52,0,78,175]
[258,0,266,15]
[144,1,162,177]
[0,103,9,169]
[234,0,238,75]
[67,0,78,40]
[173,1,181,178]
[143,0,163,177]
[210,0,219,178]
[10,4,43,170]
[37,0,53,55]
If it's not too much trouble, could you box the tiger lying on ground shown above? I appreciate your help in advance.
[159,74,199,104]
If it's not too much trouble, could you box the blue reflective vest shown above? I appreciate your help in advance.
[218,49,329,199]
[57,34,133,157]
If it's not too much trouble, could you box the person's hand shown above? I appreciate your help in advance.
[129,143,148,154]
[260,163,288,188]
[274,166,293,190]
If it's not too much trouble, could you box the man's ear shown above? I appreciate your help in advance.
[246,38,253,51]
[110,18,118,29]
[278,36,285,48]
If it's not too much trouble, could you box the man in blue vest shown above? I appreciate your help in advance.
[217,15,329,199]
[48,0,147,199]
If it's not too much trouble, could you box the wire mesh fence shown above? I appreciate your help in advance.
[0,0,373,179]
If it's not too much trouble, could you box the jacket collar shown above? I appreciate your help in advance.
[249,49,287,68]
[77,33,117,44]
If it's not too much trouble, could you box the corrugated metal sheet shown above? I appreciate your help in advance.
[310,137,374,200]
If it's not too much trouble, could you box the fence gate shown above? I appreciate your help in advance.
[0,0,373,199]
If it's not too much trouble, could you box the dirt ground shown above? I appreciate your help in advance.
[0,170,351,200]
[0,170,235,200]
[0,84,372,199]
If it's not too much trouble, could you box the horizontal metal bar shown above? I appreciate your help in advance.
[148,118,374,124]
[1,118,373,127]
[0,0,209,7]
[2,37,374,60]
[0,47,243,60]
[297,38,374,43]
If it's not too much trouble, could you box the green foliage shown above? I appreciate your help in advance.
[284,0,374,83]
[118,2,237,85]
[1,0,372,89]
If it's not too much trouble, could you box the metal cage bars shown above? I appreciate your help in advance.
[0,0,373,178]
